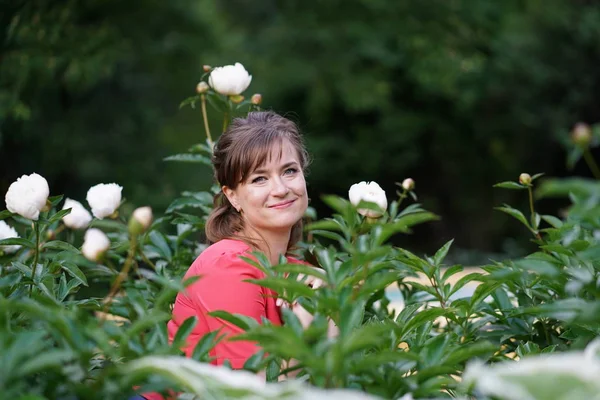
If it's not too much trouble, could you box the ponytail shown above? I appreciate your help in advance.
[205,192,244,244]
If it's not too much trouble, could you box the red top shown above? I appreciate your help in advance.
[142,239,285,400]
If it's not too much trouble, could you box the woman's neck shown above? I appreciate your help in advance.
[242,226,291,265]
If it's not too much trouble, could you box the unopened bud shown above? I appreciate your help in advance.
[519,173,532,185]
[202,65,212,72]
[572,122,592,147]
[129,206,153,236]
[402,178,415,191]
[196,81,209,94]
[82,228,110,262]
[251,94,262,105]
[46,229,55,240]
[229,94,244,104]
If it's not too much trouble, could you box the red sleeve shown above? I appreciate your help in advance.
[169,251,267,369]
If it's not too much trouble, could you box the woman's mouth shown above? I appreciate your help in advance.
[269,199,296,209]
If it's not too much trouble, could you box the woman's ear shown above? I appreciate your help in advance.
[222,186,241,212]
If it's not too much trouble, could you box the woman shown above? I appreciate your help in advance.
[139,111,318,400]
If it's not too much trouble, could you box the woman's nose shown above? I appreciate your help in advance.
[271,177,290,196]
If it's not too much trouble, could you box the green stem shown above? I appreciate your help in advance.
[30,221,41,296]
[583,149,600,179]
[138,247,157,271]
[222,111,229,132]
[200,94,213,148]
[100,235,137,323]
[527,186,542,241]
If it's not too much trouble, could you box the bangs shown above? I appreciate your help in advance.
[227,129,286,185]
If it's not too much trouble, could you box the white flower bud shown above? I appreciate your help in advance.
[129,206,153,235]
[572,122,592,147]
[0,220,21,254]
[401,178,415,191]
[251,93,262,105]
[196,81,209,94]
[4,173,50,220]
[62,198,92,230]
[208,62,252,96]
[348,181,388,218]
[81,228,110,262]
[86,183,122,219]
[519,173,532,185]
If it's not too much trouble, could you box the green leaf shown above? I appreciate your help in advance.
[148,231,172,260]
[246,277,315,299]
[280,307,304,337]
[443,341,496,366]
[447,272,484,299]
[495,205,530,229]
[60,263,88,287]
[172,316,198,348]
[441,265,463,283]
[165,197,208,214]
[304,219,343,232]
[493,181,527,190]
[433,239,454,266]
[339,299,366,338]
[191,330,224,362]
[0,238,34,248]
[321,195,353,219]
[207,311,259,331]
[0,210,14,220]
[163,153,211,165]
[47,195,64,207]
[400,308,447,339]
[17,349,75,376]
[47,208,72,224]
[272,264,328,282]
[378,212,439,244]
[42,240,79,253]
[11,261,32,277]
[179,95,200,109]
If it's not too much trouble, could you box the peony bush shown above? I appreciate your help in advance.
[1,62,600,399]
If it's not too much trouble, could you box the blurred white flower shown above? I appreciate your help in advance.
[5,173,50,220]
[129,206,153,235]
[196,81,209,94]
[401,178,415,191]
[81,228,110,262]
[86,183,122,219]
[348,181,388,218]
[519,173,532,185]
[463,341,600,400]
[62,198,92,230]
[208,63,252,96]
[0,220,21,254]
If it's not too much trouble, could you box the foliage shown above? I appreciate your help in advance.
[2,53,600,400]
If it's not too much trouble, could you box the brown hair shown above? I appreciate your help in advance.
[205,111,310,251]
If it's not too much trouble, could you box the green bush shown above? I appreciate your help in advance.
[1,65,600,400]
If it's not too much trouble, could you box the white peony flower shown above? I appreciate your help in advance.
[208,62,252,96]
[5,173,50,220]
[86,183,122,219]
[81,228,110,262]
[62,198,92,230]
[129,206,153,235]
[401,178,415,191]
[348,181,388,218]
[0,220,21,254]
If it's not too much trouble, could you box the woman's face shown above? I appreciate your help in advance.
[224,140,308,237]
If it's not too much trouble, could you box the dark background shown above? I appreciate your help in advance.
[2,0,599,262]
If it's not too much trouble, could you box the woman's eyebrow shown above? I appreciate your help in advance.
[252,161,299,175]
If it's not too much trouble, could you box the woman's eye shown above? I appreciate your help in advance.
[251,176,266,184]
[284,168,298,175]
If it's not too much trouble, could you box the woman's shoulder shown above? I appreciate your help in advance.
[191,239,253,271]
